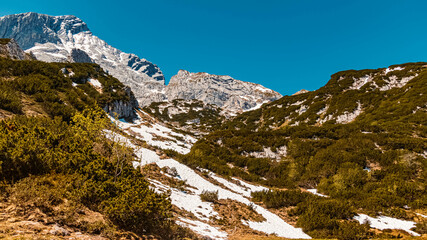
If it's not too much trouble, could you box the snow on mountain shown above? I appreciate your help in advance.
[165,70,282,115]
[354,214,420,236]
[108,110,311,239]
[0,12,166,106]
[142,154,310,239]
[111,110,196,154]
[0,13,283,113]
[346,66,419,91]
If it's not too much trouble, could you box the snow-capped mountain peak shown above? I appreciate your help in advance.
[0,12,282,113]
[0,12,166,106]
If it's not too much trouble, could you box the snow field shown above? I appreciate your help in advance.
[110,114,197,154]
[132,147,311,239]
[177,218,228,240]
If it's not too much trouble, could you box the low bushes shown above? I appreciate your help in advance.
[200,190,218,202]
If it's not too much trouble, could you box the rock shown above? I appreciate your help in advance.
[165,167,179,177]
[68,48,93,63]
[165,70,282,115]
[292,89,309,95]
[0,38,34,60]
[103,86,139,119]
[49,225,70,236]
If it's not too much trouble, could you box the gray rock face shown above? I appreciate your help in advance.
[0,38,34,60]
[0,12,165,106]
[103,87,138,119]
[165,70,282,115]
[68,48,92,63]
[292,89,309,96]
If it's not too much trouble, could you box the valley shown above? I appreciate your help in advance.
[0,11,426,240]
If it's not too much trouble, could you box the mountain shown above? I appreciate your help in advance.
[1,12,426,240]
[179,62,426,238]
[165,70,282,115]
[0,13,282,113]
[0,39,138,119]
[226,62,427,129]
[0,48,312,240]
[0,12,165,106]
[143,99,225,135]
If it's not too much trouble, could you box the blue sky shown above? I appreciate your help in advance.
[1,0,427,95]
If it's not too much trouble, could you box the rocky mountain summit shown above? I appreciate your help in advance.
[0,12,165,106]
[0,13,282,113]
[165,70,282,115]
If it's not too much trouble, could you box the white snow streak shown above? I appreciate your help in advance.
[306,189,328,198]
[354,214,420,236]
[111,115,196,154]
[177,218,228,240]
[88,78,102,88]
[132,149,311,239]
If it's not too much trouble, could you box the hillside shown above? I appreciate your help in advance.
[1,50,426,239]
[0,52,206,239]
[0,18,426,238]
[177,62,427,238]
[0,41,313,240]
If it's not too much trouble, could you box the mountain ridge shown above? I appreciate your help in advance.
[165,69,282,115]
[0,12,166,106]
[0,12,282,113]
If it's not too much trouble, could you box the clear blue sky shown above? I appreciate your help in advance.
[1,0,427,95]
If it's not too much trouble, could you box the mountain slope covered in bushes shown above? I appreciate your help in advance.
[177,63,427,238]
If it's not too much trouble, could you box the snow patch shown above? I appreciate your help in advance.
[243,100,269,112]
[350,75,373,90]
[132,147,310,238]
[291,100,305,106]
[379,75,417,91]
[336,102,362,124]
[177,218,228,240]
[243,146,287,160]
[111,113,196,154]
[88,78,102,88]
[306,189,328,197]
[384,66,404,74]
[354,214,420,236]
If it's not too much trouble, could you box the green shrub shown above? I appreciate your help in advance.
[9,174,69,212]
[252,189,314,208]
[334,221,370,240]
[0,82,22,113]
[200,190,218,202]
[103,176,171,235]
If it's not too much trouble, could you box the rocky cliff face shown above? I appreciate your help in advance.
[165,70,282,115]
[103,87,138,119]
[0,12,165,106]
[0,38,34,60]
[68,48,93,63]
